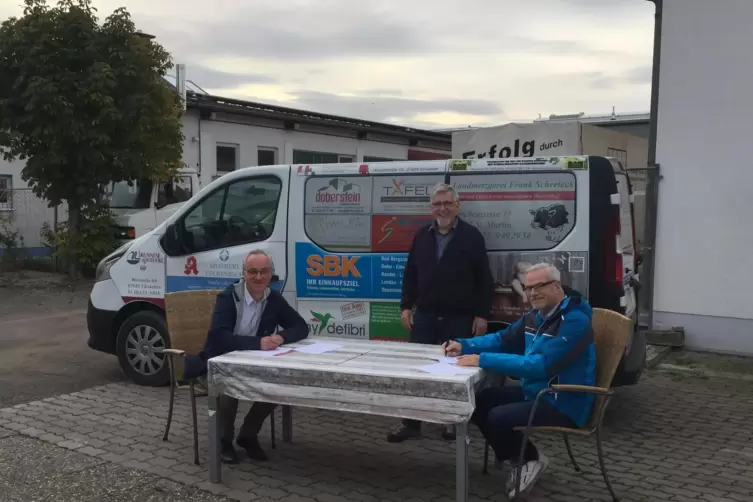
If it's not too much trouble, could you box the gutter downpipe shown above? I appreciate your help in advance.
[644,0,663,330]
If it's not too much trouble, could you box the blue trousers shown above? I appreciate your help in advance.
[472,386,576,462]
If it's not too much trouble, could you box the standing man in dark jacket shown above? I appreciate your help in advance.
[183,250,308,463]
[387,183,494,443]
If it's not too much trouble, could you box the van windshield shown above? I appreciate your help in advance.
[106,179,153,209]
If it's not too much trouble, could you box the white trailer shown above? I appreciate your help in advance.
[452,121,649,247]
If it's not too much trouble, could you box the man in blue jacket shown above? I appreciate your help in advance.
[183,250,308,464]
[447,262,596,498]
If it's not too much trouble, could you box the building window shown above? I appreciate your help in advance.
[607,148,628,168]
[216,143,239,173]
[293,150,342,164]
[364,156,399,162]
[0,175,11,210]
[258,147,278,166]
[338,155,354,163]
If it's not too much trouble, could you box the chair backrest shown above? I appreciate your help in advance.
[585,307,633,429]
[164,289,221,380]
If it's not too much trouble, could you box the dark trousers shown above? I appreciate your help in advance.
[218,395,277,446]
[403,310,473,430]
[472,386,576,462]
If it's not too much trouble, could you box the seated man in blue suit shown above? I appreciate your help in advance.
[446,262,596,498]
[184,250,308,464]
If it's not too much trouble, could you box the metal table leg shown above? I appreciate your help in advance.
[456,421,469,502]
[208,391,221,483]
[282,405,293,443]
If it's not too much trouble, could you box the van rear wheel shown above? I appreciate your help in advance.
[116,311,170,387]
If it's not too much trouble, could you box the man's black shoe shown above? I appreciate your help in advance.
[236,436,268,461]
[386,424,422,443]
[220,443,239,464]
[441,425,456,441]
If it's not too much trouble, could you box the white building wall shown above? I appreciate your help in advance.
[181,110,413,187]
[653,0,753,353]
[1,107,447,252]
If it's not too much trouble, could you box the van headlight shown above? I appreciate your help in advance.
[95,243,131,282]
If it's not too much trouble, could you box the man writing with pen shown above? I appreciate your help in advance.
[443,262,596,498]
[387,183,494,443]
[182,250,308,464]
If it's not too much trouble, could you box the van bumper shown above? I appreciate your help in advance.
[87,299,117,355]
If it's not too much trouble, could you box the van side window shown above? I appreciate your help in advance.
[179,176,282,254]
[449,171,576,251]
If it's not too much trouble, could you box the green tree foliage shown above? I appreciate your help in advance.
[0,0,184,277]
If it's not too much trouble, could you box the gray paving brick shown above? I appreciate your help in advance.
[4,371,753,502]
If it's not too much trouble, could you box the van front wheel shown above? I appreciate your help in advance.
[116,311,170,387]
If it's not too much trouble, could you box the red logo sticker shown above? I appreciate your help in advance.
[184,256,198,276]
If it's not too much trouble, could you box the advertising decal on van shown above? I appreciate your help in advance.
[165,250,283,293]
[296,242,405,300]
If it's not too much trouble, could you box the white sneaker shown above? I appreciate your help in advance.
[507,453,549,498]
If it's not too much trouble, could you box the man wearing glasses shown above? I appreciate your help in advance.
[183,250,308,464]
[445,262,596,498]
[387,183,494,443]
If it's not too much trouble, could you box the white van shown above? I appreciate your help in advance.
[105,169,200,243]
[87,156,645,387]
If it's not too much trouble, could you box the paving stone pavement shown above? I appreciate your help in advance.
[1,371,752,502]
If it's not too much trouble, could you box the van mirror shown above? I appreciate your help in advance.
[162,223,181,256]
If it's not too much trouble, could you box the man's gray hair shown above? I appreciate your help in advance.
[525,262,561,282]
[431,183,459,202]
[245,249,275,273]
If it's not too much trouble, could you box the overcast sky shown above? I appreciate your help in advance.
[1,0,656,129]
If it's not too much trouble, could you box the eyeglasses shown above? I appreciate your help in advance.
[244,268,271,277]
[431,201,457,208]
[523,280,557,293]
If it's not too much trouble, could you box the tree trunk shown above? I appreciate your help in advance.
[67,203,80,280]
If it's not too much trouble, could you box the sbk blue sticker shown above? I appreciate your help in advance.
[295,242,406,299]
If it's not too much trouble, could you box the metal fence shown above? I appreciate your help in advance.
[0,189,68,251]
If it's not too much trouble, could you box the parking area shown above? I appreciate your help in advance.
[1,369,752,502]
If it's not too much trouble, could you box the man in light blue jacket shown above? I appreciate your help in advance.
[447,262,596,498]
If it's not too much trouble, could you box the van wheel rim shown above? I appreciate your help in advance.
[125,325,166,376]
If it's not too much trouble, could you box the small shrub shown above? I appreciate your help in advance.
[0,213,25,268]
[42,205,118,278]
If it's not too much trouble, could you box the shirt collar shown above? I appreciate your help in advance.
[429,217,459,233]
[244,284,270,305]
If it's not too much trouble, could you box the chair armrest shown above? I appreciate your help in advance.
[162,349,186,356]
[549,384,613,396]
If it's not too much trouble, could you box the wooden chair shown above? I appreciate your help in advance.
[161,289,282,465]
[482,307,633,501]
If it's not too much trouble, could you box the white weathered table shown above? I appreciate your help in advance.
[207,338,484,502]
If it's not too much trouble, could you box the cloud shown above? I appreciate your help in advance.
[586,66,654,89]
[177,66,276,90]
[290,91,503,121]
[0,0,655,128]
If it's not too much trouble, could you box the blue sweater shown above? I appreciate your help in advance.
[183,281,308,379]
[460,294,596,427]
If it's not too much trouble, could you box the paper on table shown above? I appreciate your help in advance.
[419,363,477,376]
[434,356,459,365]
[255,347,294,357]
[294,342,344,355]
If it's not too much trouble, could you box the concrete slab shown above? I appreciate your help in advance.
[0,434,102,484]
